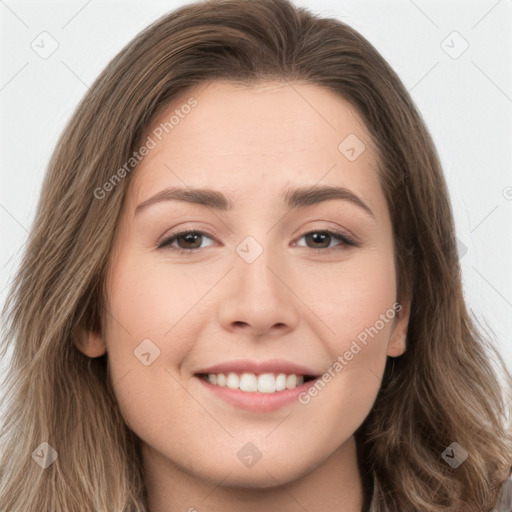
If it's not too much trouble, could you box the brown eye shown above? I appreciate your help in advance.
[295,230,359,250]
[158,230,215,251]
[304,232,332,248]
[175,232,203,249]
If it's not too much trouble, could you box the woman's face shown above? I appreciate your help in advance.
[78,80,409,487]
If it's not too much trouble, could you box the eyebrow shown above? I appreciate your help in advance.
[134,184,374,218]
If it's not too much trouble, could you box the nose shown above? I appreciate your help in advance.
[217,242,300,338]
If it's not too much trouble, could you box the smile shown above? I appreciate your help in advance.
[197,372,317,393]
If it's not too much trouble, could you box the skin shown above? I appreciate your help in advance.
[74,80,410,512]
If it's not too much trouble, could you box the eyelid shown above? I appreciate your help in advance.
[157,226,360,253]
[314,229,356,243]
[156,227,219,250]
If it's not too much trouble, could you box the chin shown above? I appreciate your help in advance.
[186,452,316,489]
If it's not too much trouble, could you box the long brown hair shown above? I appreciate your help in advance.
[1,1,510,510]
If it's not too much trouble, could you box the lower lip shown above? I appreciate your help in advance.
[196,376,318,412]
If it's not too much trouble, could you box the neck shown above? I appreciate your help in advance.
[142,435,365,512]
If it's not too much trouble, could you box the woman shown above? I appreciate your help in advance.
[1,0,510,510]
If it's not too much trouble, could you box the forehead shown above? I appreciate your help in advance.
[128,80,384,216]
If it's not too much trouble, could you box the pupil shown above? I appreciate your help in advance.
[179,233,201,249]
[307,232,329,248]
[175,232,331,250]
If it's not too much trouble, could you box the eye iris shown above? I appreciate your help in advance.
[165,230,347,251]
[306,232,330,248]
[178,233,202,249]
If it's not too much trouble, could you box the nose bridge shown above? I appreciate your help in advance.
[217,232,300,335]
[236,234,281,295]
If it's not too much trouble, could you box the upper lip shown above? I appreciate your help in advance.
[195,359,321,377]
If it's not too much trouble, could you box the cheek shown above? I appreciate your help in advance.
[99,232,398,483]
[104,252,214,345]
[297,274,397,444]
[306,243,397,344]
[301,246,397,405]
[102,251,232,419]
[102,255,197,390]
[101,258,211,441]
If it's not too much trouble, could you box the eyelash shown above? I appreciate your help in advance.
[157,228,360,254]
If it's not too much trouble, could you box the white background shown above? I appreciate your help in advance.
[1,0,511,386]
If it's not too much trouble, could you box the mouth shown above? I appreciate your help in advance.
[195,371,318,393]
[193,359,322,412]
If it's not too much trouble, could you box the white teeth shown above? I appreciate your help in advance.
[226,373,240,389]
[275,373,287,391]
[239,373,258,392]
[257,373,275,393]
[286,374,297,389]
[205,372,308,393]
